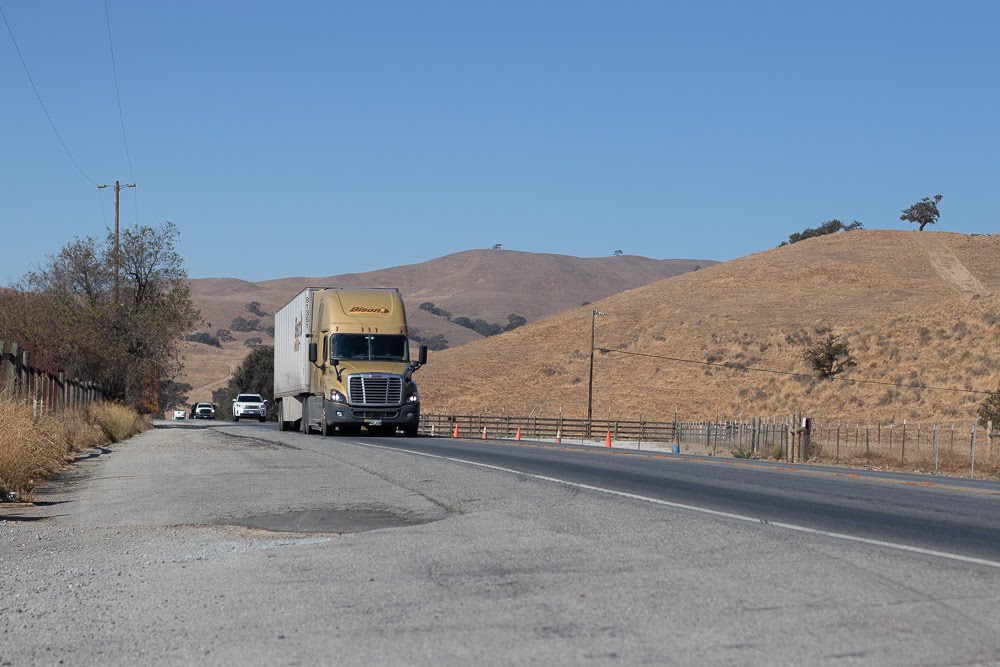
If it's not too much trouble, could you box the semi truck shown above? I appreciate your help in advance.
[273,287,427,436]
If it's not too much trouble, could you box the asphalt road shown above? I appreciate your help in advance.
[2,422,1000,666]
[365,433,1000,566]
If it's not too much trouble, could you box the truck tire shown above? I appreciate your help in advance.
[322,417,335,437]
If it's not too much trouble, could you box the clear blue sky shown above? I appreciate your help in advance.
[2,1,997,283]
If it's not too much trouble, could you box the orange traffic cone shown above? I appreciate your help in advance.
[605,431,612,447]
[555,429,561,444]
[515,427,521,441]
[453,423,459,438]
[482,426,487,439]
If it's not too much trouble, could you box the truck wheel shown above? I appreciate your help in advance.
[322,418,335,437]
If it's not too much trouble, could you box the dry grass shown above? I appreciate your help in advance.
[418,230,1000,426]
[0,394,146,501]
[88,402,147,443]
[0,394,65,500]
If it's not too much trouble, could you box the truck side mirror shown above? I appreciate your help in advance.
[308,342,317,363]
[418,345,428,365]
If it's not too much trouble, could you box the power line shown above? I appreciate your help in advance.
[104,0,138,222]
[598,347,992,396]
[1,3,97,185]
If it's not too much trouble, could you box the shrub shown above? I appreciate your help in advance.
[88,402,146,443]
[184,332,221,348]
[803,334,854,377]
[978,388,1000,428]
[0,394,64,500]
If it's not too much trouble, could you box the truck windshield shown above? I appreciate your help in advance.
[330,334,408,362]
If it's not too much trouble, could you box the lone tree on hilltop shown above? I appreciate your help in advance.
[900,194,943,231]
[803,334,854,378]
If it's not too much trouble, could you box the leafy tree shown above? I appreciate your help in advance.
[212,387,230,418]
[503,314,528,331]
[157,379,192,413]
[230,316,261,332]
[409,327,450,351]
[780,219,863,247]
[613,249,623,256]
[245,301,268,317]
[978,388,1000,428]
[418,302,452,320]
[16,221,200,411]
[900,194,943,231]
[803,334,854,378]
[222,345,274,420]
[452,316,503,337]
[244,336,264,348]
[216,328,235,343]
[184,332,221,347]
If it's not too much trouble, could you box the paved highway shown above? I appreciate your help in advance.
[2,422,999,665]
[358,433,1000,567]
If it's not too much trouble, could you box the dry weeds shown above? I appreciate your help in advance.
[0,395,146,501]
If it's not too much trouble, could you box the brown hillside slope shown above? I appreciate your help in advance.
[418,230,1000,423]
[178,250,714,402]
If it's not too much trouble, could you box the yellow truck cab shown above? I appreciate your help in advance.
[274,287,427,436]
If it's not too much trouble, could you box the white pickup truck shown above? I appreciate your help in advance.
[232,393,267,422]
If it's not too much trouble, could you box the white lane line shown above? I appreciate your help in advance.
[356,441,1000,570]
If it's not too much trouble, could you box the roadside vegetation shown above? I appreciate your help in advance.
[0,221,200,414]
[212,345,274,420]
[0,393,146,501]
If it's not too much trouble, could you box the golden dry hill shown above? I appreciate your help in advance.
[417,230,1000,424]
[178,250,713,401]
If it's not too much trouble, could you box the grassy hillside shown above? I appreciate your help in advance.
[417,231,1000,423]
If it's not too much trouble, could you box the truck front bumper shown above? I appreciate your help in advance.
[323,400,420,427]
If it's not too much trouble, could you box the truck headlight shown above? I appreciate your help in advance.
[330,390,346,403]
[406,388,419,403]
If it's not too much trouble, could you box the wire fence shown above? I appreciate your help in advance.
[420,413,1000,479]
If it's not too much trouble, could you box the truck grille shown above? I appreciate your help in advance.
[348,375,403,406]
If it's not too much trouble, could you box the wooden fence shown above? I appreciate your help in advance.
[0,339,102,414]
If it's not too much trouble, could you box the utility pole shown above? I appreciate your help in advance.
[586,308,607,435]
[97,180,135,303]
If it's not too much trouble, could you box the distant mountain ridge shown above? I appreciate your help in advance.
[178,250,717,401]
